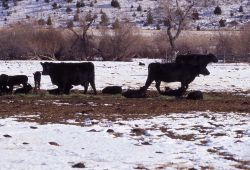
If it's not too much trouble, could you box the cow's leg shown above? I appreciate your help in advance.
[83,82,89,94]
[143,77,154,91]
[155,81,162,94]
[89,81,97,95]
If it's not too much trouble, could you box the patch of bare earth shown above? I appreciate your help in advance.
[0,90,249,124]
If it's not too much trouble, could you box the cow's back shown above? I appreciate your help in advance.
[43,62,95,86]
[8,75,28,86]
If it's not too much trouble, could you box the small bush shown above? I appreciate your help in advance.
[66,7,72,13]
[52,2,58,9]
[73,13,79,21]
[146,10,153,24]
[38,19,46,25]
[112,18,120,29]
[137,5,142,11]
[47,16,52,25]
[219,19,226,27]
[239,6,243,12]
[67,20,74,28]
[111,0,120,8]
[192,11,199,20]
[76,1,85,8]
[100,12,109,26]
[214,6,222,15]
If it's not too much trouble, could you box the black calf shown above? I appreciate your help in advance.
[14,84,33,94]
[102,86,122,94]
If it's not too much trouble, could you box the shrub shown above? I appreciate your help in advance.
[192,10,199,20]
[66,7,72,13]
[146,10,153,24]
[111,0,120,8]
[52,2,58,9]
[219,19,226,27]
[76,0,85,8]
[214,6,222,15]
[74,13,79,21]
[100,12,109,26]
[239,6,243,12]
[67,20,74,28]
[112,18,120,29]
[47,16,52,25]
[137,5,142,11]
[38,19,46,25]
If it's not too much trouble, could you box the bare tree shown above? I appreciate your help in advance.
[67,15,98,60]
[158,0,195,61]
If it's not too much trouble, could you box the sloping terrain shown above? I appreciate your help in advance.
[0,0,249,29]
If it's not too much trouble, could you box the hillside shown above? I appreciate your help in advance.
[0,0,249,30]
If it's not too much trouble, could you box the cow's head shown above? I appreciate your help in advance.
[199,66,210,76]
[40,62,51,75]
[207,53,218,63]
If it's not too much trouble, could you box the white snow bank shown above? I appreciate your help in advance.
[0,112,249,169]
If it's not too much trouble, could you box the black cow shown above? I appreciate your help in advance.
[175,53,218,67]
[7,75,28,92]
[34,71,41,90]
[143,63,209,94]
[41,62,97,95]
[14,84,33,94]
[0,74,9,93]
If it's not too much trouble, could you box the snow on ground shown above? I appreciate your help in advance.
[0,59,249,93]
[0,111,249,169]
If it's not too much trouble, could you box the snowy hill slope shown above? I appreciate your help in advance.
[0,0,249,29]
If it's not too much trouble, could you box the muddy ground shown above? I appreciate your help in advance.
[0,90,249,124]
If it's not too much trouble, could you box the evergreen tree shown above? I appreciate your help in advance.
[100,12,109,26]
[214,6,222,15]
[47,16,52,25]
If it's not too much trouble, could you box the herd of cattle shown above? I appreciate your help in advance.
[0,53,218,99]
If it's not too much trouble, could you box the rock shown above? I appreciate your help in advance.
[131,128,145,136]
[30,126,38,129]
[107,129,114,133]
[139,62,145,66]
[3,134,12,138]
[72,162,85,168]
[187,91,203,100]
[49,142,60,146]
[141,142,152,145]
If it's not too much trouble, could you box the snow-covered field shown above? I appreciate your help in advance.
[0,59,249,93]
[0,112,249,169]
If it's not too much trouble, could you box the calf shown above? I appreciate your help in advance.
[122,87,146,98]
[186,91,203,100]
[34,71,41,90]
[14,84,33,94]
[7,75,28,92]
[102,86,122,94]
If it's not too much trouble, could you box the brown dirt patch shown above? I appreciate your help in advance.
[0,91,249,124]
